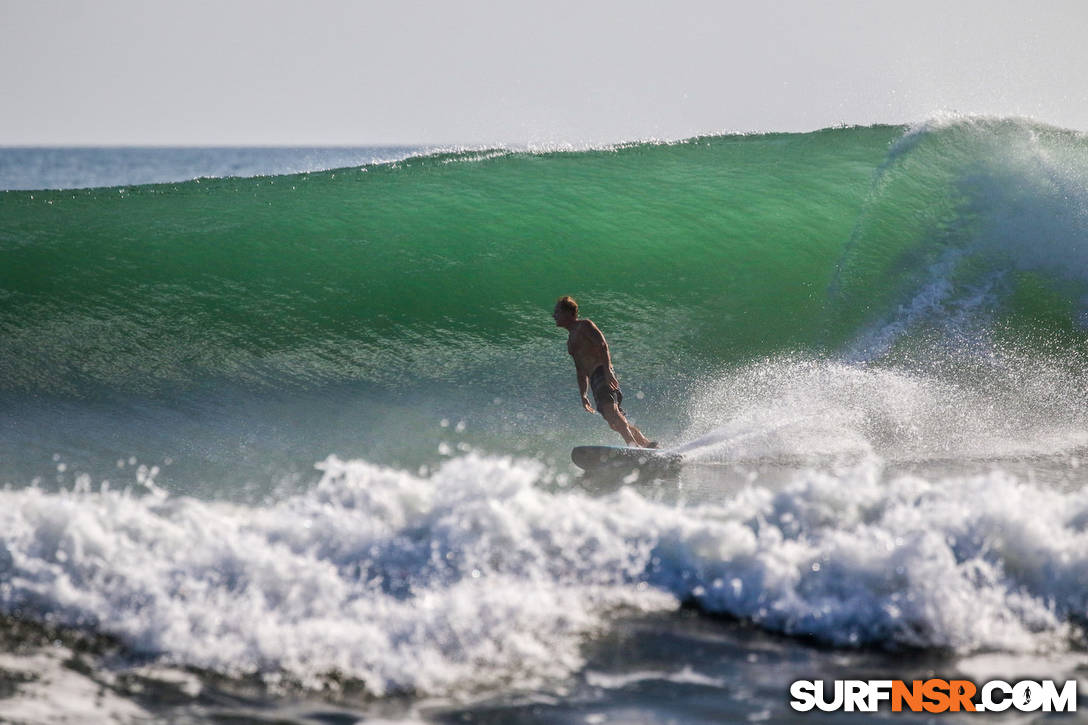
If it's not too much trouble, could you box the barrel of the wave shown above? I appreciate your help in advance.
[825,117,1088,359]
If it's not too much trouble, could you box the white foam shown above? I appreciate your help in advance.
[1,451,1086,698]
[0,647,151,723]
[676,465,1088,652]
[0,456,676,696]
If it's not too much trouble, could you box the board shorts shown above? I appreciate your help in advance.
[589,365,623,412]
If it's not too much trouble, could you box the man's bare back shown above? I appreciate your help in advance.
[566,319,616,387]
[553,296,655,448]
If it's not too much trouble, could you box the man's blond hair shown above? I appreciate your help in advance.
[556,295,578,316]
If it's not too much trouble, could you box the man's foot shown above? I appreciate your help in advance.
[645,441,659,449]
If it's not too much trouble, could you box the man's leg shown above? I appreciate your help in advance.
[601,404,652,447]
[600,403,635,445]
[627,422,656,448]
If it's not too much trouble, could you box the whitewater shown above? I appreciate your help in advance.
[2,117,1088,722]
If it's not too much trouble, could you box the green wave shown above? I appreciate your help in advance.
[2,119,1087,396]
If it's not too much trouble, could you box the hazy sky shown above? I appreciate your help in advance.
[3,0,1087,146]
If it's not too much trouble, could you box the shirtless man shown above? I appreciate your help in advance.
[553,296,656,448]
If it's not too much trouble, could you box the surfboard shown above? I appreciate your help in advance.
[571,445,683,472]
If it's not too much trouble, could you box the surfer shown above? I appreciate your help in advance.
[553,296,656,448]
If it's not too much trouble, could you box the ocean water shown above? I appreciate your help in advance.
[0,147,425,192]
[1,120,1087,723]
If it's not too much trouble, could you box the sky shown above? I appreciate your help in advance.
[2,0,1087,146]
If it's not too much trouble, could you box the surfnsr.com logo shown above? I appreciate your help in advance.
[790,679,1079,713]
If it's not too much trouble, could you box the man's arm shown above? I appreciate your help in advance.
[575,361,594,413]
